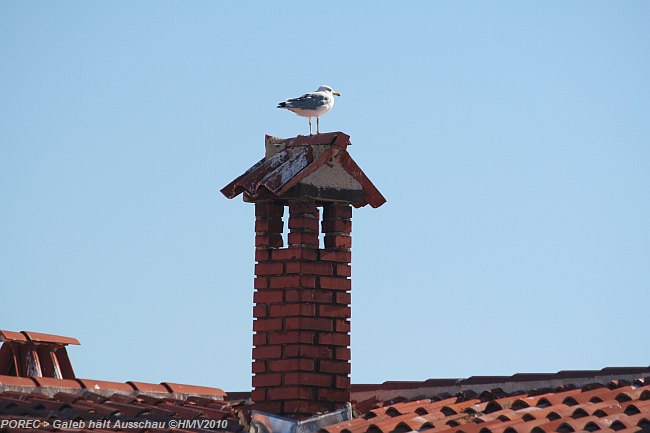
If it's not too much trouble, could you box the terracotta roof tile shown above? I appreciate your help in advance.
[0,330,28,343]
[21,331,80,346]
[127,381,170,394]
[76,378,135,392]
[0,375,38,387]
[30,377,82,389]
[161,381,227,397]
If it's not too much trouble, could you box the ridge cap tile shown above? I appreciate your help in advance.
[76,378,135,392]
[161,381,226,397]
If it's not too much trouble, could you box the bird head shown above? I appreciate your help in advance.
[317,85,341,96]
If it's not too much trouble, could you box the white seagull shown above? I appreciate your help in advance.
[277,85,341,135]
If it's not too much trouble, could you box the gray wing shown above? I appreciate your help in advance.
[277,93,327,110]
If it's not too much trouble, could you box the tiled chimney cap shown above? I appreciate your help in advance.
[0,330,80,346]
[221,132,386,208]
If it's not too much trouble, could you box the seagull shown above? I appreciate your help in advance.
[277,85,341,135]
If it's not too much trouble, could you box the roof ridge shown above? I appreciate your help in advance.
[0,374,226,400]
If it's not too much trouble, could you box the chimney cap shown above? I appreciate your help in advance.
[0,329,80,346]
[221,132,386,208]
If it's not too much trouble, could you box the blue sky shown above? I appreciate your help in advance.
[1,1,648,391]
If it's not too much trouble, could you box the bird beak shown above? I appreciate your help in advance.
[333,91,341,96]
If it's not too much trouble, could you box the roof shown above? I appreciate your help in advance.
[2,329,649,432]
[0,329,231,432]
[3,369,650,433]
[350,368,650,403]
[221,132,386,208]
[323,374,650,433]
[0,384,239,433]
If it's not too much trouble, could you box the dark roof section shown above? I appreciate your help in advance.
[221,132,386,208]
[351,367,650,402]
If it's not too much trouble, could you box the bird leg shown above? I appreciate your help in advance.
[317,117,320,134]
[309,118,312,135]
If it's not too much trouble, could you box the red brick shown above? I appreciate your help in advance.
[335,375,351,389]
[269,303,315,317]
[268,275,299,289]
[288,232,319,246]
[289,201,318,216]
[269,275,316,289]
[335,319,351,333]
[323,204,352,219]
[335,264,352,277]
[253,304,267,318]
[255,234,283,248]
[283,400,335,415]
[285,261,334,276]
[318,332,349,346]
[255,202,284,217]
[252,345,282,359]
[252,361,266,374]
[254,277,268,289]
[335,347,351,361]
[284,262,301,274]
[317,388,350,402]
[268,331,315,345]
[324,234,351,249]
[271,248,317,261]
[320,360,350,374]
[284,344,333,359]
[252,373,282,387]
[285,317,333,332]
[288,217,319,232]
[335,292,351,304]
[255,219,284,233]
[268,359,315,372]
[253,318,282,332]
[321,219,352,233]
[251,388,266,402]
[255,262,284,276]
[285,289,332,303]
[319,305,351,318]
[253,401,282,413]
[255,249,270,262]
[267,387,313,401]
[253,332,267,346]
[319,250,351,263]
[284,372,333,387]
[253,290,283,303]
[319,276,351,291]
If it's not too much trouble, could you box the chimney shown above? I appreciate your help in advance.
[222,132,385,418]
[0,330,79,379]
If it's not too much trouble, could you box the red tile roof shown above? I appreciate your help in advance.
[0,387,238,433]
[4,368,649,433]
[5,375,649,433]
[322,377,650,433]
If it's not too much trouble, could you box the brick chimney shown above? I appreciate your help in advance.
[222,132,385,418]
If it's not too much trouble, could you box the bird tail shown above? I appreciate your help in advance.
[277,102,288,108]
